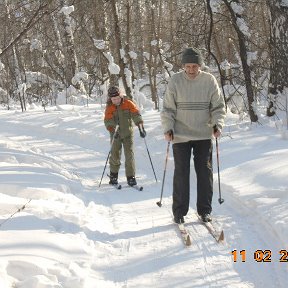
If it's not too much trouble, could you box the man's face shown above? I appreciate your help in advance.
[184,63,200,79]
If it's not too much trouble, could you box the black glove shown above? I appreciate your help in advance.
[138,125,146,138]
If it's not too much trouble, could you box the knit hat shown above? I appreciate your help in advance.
[181,47,203,65]
[108,86,120,97]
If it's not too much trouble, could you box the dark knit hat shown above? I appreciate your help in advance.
[108,86,120,97]
[181,47,203,65]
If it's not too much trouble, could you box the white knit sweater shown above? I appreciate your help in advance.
[161,70,226,143]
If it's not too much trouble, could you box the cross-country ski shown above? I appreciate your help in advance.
[197,214,225,243]
[176,223,192,246]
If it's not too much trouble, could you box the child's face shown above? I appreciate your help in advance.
[111,96,122,106]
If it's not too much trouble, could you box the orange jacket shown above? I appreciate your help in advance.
[104,98,143,138]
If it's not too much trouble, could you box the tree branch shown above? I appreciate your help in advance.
[0,2,50,58]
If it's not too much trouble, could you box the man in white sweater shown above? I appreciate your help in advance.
[161,47,226,223]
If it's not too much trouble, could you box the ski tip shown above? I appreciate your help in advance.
[139,186,143,191]
[217,230,225,243]
[117,185,122,189]
[185,235,192,246]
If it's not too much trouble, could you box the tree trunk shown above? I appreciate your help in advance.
[266,0,288,116]
[124,1,136,92]
[59,0,79,90]
[110,0,132,98]
[3,0,26,111]
[223,0,258,122]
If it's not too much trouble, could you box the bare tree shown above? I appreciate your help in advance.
[0,0,282,123]
[110,0,132,98]
[223,0,258,122]
[59,0,80,91]
[266,0,288,116]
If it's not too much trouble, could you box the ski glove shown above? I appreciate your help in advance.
[138,124,146,138]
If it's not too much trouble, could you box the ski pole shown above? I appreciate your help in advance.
[144,137,158,182]
[216,138,224,204]
[156,141,170,207]
[99,125,119,187]
[138,125,157,182]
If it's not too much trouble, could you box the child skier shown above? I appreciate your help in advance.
[104,86,146,186]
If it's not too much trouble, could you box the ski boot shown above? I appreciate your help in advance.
[127,176,137,186]
[109,172,118,185]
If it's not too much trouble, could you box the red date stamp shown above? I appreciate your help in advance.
[231,249,288,262]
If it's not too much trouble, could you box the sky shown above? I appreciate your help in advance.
[0,102,287,288]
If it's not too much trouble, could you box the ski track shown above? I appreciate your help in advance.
[0,110,287,287]
[220,187,287,288]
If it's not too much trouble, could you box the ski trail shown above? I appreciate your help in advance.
[216,184,287,288]
[1,110,286,287]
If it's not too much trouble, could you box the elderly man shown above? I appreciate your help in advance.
[161,47,226,223]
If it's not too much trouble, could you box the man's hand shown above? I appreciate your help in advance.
[213,125,221,138]
[164,130,174,141]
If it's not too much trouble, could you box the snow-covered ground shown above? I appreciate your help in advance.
[0,104,287,288]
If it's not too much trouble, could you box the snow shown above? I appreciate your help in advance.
[231,2,244,15]
[93,39,106,50]
[280,0,288,7]
[30,39,42,52]
[210,0,222,13]
[104,52,120,75]
[0,104,287,287]
[247,51,257,66]
[236,17,251,37]
[128,51,137,60]
[0,61,4,71]
[72,72,89,86]
[124,68,133,88]
[151,40,158,46]
[59,6,74,16]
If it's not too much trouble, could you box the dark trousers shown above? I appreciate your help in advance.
[172,139,213,218]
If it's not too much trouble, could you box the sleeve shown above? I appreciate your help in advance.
[104,105,117,131]
[160,78,177,133]
[127,100,143,126]
[209,75,226,129]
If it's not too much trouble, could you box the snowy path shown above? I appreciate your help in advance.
[0,106,287,287]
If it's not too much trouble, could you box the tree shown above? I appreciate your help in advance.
[59,1,80,90]
[0,0,283,125]
[110,0,132,98]
[223,0,258,122]
[266,0,288,116]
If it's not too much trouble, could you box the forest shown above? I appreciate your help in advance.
[0,0,287,124]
